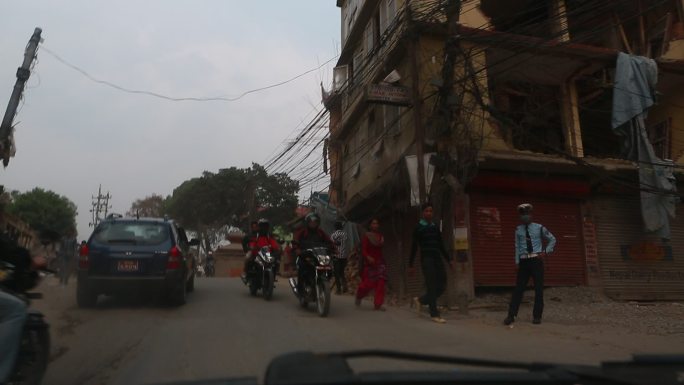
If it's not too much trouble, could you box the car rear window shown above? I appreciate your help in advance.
[92,221,171,246]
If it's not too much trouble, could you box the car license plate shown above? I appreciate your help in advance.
[117,260,139,272]
[316,266,332,271]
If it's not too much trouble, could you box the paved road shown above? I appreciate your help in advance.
[39,277,682,385]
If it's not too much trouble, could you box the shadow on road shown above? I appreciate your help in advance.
[92,293,175,310]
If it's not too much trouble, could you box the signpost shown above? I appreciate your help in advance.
[366,84,411,106]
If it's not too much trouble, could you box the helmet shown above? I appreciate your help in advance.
[305,213,320,223]
[257,218,270,229]
[517,203,533,214]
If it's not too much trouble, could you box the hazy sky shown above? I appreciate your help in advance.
[0,1,339,238]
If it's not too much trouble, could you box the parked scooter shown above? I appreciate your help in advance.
[288,247,333,317]
[0,260,51,385]
[241,246,277,300]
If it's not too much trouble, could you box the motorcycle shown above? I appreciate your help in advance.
[204,259,215,277]
[288,247,332,317]
[241,246,277,300]
[0,261,51,385]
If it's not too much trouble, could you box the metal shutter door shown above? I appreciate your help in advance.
[593,196,684,300]
[471,194,586,286]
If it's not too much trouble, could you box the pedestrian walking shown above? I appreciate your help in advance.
[409,203,453,324]
[330,220,349,294]
[59,237,77,286]
[504,203,556,326]
[355,218,387,311]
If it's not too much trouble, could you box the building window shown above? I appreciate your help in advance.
[386,0,397,24]
[648,119,671,159]
[492,83,564,154]
[364,13,380,56]
[352,47,365,85]
[379,0,398,33]
[480,0,553,39]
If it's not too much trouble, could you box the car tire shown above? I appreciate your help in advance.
[186,273,195,293]
[169,279,187,306]
[76,280,98,308]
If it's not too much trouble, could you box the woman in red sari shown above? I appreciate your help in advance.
[355,218,387,311]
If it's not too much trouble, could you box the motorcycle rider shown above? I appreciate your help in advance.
[294,213,334,292]
[0,232,46,383]
[242,221,259,253]
[242,219,280,278]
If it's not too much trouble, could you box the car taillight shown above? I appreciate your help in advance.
[79,244,89,269]
[167,246,181,269]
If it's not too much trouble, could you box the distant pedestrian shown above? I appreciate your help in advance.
[331,221,349,294]
[59,238,77,286]
[284,241,293,272]
[409,203,452,324]
[504,203,556,326]
[355,218,386,311]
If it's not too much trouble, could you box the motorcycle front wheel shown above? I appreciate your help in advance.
[248,279,259,296]
[262,270,274,301]
[316,279,331,317]
[12,325,50,385]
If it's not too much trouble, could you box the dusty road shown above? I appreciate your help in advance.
[36,277,683,385]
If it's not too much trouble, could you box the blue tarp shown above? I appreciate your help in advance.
[612,52,677,239]
[310,193,361,255]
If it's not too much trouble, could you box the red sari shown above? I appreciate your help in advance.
[356,231,386,308]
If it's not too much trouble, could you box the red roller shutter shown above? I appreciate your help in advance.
[470,193,586,286]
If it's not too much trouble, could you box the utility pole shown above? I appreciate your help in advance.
[89,185,112,227]
[430,0,472,311]
[435,0,462,141]
[408,13,427,206]
[0,28,42,167]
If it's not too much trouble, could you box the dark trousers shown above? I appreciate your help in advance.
[508,258,545,319]
[60,257,73,285]
[332,258,347,292]
[420,256,447,317]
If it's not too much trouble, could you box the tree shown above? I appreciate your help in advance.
[166,168,249,252]
[252,164,299,226]
[165,163,299,251]
[8,187,78,242]
[126,194,167,218]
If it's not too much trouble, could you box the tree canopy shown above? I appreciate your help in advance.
[161,163,299,250]
[126,194,167,218]
[8,187,78,242]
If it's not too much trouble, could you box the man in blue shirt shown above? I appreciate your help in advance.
[504,203,556,325]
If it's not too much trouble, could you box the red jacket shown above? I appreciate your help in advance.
[249,235,280,256]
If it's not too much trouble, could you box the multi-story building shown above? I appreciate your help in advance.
[325,0,684,303]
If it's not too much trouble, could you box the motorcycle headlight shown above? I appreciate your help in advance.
[317,254,331,265]
[264,253,275,263]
